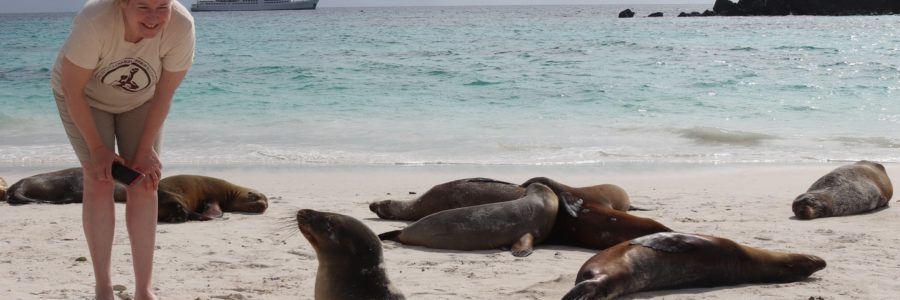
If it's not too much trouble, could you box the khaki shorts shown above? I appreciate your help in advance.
[55,91,162,164]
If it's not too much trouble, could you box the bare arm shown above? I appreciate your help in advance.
[131,68,188,188]
[61,57,121,181]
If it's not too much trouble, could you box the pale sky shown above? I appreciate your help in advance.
[1,0,713,14]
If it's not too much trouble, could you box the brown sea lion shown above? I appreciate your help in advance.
[563,232,826,300]
[296,209,405,300]
[521,177,631,211]
[156,175,268,223]
[369,177,525,221]
[793,160,893,219]
[378,182,559,257]
[3,168,126,204]
[549,196,673,250]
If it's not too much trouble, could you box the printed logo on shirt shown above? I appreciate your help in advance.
[98,58,157,93]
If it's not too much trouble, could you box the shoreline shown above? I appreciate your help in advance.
[1,162,898,299]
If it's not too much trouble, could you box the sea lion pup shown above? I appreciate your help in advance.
[520,177,631,211]
[4,168,126,204]
[369,177,525,221]
[793,160,893,219]
[378,182,559,257]
[563,232,826,300]
[549,196,672,250]
[296,209,405,300]
[156,175,268,223]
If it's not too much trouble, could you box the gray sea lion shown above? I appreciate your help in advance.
[793,160,893,219]
[3,168,126,204]
[369,177,525,221]
[521,177,631,211]
[296,209,405,300]
[370,177,632,222]
[563,232,826,300]
[549,196,673,250]
[157,175,268,223]
[378,182,559,257]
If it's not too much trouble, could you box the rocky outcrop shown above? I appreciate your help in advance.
[678,10,717,17]
[714,0,900,16]
[618,9,635,18]
[647,12,664,17]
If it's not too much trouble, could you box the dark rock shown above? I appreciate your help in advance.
[618,9,635,18]
[648,12,664,17]
[678,11,706,17]
[713,0,900,16]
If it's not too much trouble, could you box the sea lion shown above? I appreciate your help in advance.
[521,177,631,211]
[378,182,559,257]
[296,209,405,300]
[369,177,525,221]
[549,196,673,250]
[156,175,268,223]
[563,232,826,300]
[793,160,893,219]
[0,177,7,201]
[3,168,126,204]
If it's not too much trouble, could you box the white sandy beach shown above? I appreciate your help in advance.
[1,163,898,299]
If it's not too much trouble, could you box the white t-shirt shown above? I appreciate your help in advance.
[51,0,195,113]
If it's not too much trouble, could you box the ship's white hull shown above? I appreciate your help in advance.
[191,0,318,12]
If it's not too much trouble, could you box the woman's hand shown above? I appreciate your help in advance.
[85,145,122,182]
[131,148,162,190]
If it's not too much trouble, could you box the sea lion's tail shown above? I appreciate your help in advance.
[7,185,41,204]
[378,230,401,241]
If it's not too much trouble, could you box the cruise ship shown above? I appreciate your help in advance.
[191,0,319,12]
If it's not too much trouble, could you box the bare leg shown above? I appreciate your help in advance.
[82,176,117,300]
[125,184,158,300]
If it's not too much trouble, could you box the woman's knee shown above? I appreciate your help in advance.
[126,184,158,199]
[83,177,117,194]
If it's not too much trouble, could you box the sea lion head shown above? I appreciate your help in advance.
[296,209,382,260]
[763,254,827,283]
[562,273,618,300]
[792,192,833,219]
[368,200,396,219]
[226,190,268,213]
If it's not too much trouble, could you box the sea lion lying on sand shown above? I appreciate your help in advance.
[157,175,268,223]
[793,160,892,219]
[563,232,826,300]
[3,168,125,204]
[378,182,559,257]
[369,178,525,221]
[370,177,633,222]
[4,169,269,223]
[296,209,405,300]
[521,176,632,211]
[549,196,672,250]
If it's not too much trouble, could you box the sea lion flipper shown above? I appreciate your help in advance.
[378,230,401,241]
[199,202,224,219]
[559,192,583,217]
[628,205,650,211]
[510,233,534,257]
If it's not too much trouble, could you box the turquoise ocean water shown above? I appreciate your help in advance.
[1,5,899,168]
